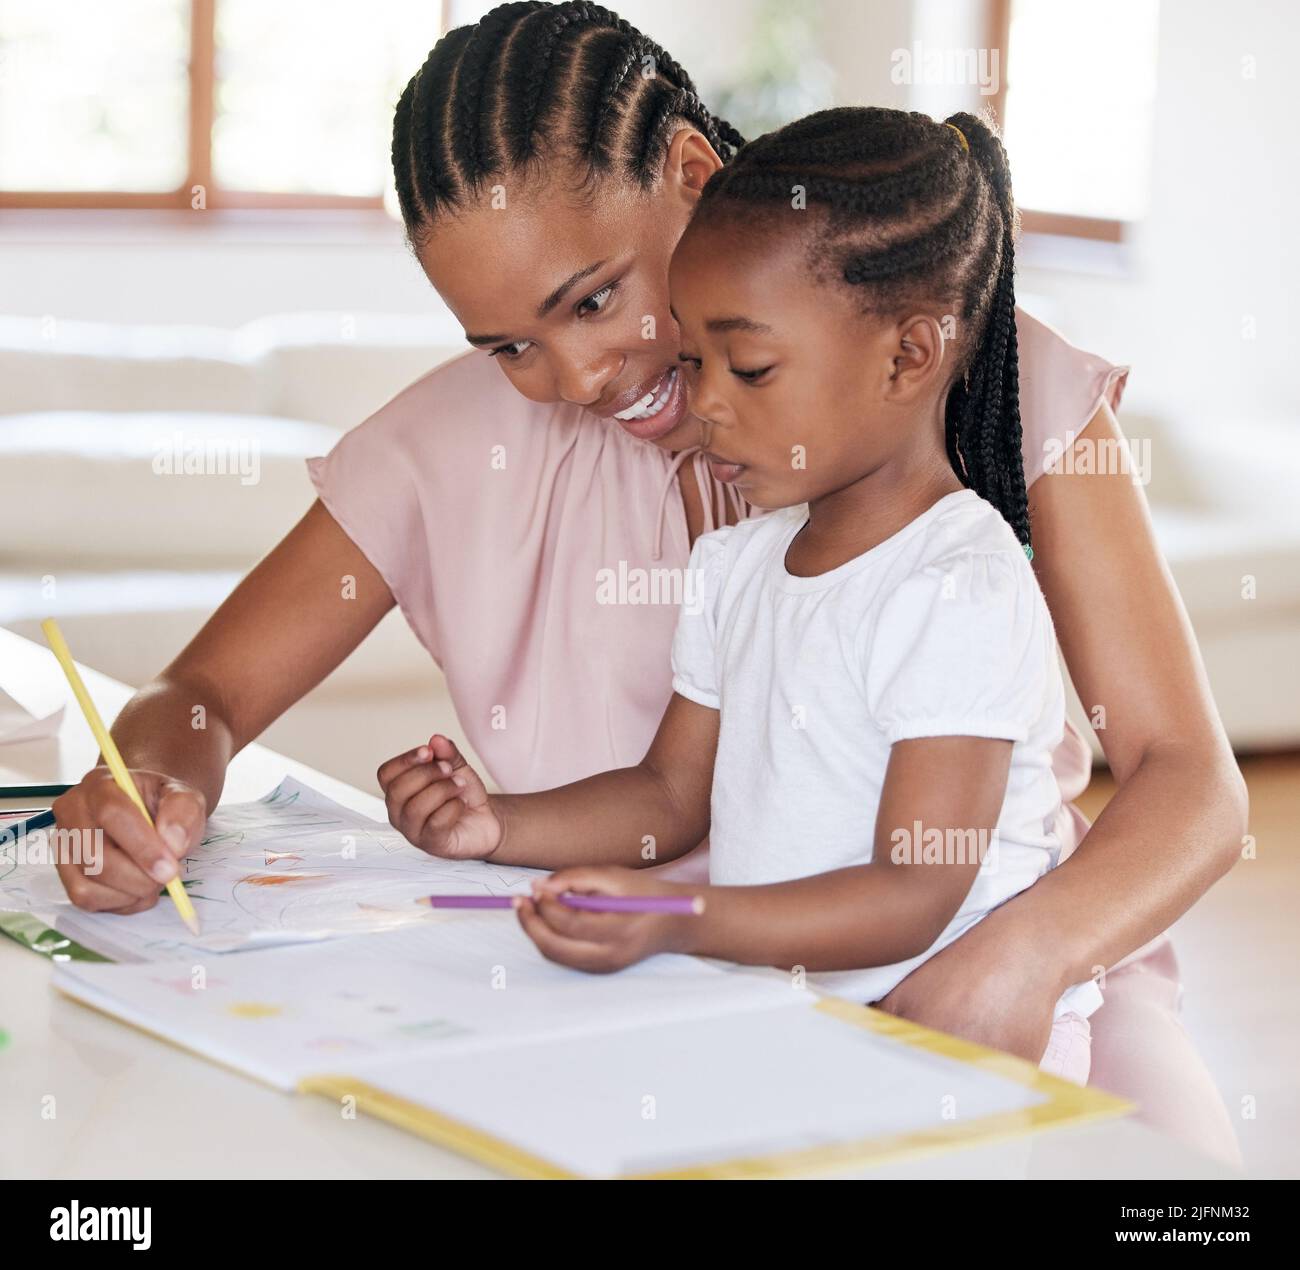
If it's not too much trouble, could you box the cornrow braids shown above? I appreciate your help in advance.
[393,2,745,241]
[693,107,1031,550]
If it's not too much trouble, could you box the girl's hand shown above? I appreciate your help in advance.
[377,733,501,860]
[52,767,205,913]
[516,866,693,973]
[874,909,1062,1062]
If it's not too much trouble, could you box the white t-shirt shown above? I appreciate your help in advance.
[671,489,1101,1018]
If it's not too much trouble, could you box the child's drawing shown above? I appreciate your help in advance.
[0,776,543,963]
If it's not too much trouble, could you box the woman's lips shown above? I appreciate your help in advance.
[609,366,688,442]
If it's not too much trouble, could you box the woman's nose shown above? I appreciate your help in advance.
[553,351,622,408]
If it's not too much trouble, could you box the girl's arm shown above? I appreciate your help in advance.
[52,500,396,912]
[377,692,718,870]
[682,735,1012,968]
[495,692,718,868]
[876,402,1248,1057]
[517,735,1014,974]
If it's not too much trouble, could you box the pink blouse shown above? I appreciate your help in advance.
[308,308,1127,852]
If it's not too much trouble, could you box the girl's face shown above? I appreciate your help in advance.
[417,134,722,452]
[668,217,949,510]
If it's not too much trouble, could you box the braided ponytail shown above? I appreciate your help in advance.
[940,112,1029,549]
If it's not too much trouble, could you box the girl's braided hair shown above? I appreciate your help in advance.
[694,107,1029,549]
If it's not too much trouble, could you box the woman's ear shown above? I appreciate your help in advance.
[884,314,950,401]
[662,127,724,205]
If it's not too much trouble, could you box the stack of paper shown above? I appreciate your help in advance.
[53,924,1127,1178]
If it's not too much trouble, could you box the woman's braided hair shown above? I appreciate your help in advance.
[392,2,745,240]
[694,107,1029,549]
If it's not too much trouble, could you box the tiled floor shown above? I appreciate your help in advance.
[1077,753,1300,1178]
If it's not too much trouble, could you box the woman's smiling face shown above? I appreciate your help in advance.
[417,131,723,451]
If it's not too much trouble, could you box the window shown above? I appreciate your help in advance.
[0,0,443,209]
[1,0,1161,238]
[992,0,1161,240]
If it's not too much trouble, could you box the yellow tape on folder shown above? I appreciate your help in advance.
[299,997,1132,1180]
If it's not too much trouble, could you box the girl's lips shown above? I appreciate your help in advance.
[705,455,747,484]
[612,366,687,442]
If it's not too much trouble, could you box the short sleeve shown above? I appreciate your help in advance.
[864,551,1052,744]
[304,349,555,671]
[306,395,438,659]
[307,414,421,604]
[302,355,513,667]
[1016,307,1129,487]
[669,527,732,710]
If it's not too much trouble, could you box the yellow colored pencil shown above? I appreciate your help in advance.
[40,618,200,936]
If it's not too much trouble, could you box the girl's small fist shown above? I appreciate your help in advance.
[377,734,500,859]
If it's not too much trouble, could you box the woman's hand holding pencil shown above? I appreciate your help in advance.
[41,618,204,931]
[51,767,206,916]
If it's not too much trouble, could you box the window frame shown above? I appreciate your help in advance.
[0,0,453,211]
[986,0,1125,243]
[2,0,1132,238]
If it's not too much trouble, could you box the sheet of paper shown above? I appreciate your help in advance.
[0,705,65,746]
[348,1005,1051,1178]
[0,687,68,785]
[0,738,66,789]
[54,922,801,1090]
[0,776,543,961]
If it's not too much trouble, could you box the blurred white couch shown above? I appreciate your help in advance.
[0,312,474,794]
[1,312,1296,796]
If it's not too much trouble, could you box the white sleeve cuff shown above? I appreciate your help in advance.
[885,716,1029,745]
[671,675,720,711]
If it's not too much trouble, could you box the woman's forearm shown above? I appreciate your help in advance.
[976,741,1247,993]
[107,674,238,812]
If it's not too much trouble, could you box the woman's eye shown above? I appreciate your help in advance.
[676,353,702,373]
[731,365,773,383]
[488,340,533,360]
[576,281,617,317]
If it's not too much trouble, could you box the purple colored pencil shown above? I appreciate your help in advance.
[417,892,704,915]
[557,892,704,915]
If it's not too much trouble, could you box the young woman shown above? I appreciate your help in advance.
[50,2,1246,1161]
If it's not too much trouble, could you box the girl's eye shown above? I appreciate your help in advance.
[731,365,773,384]
[576,281,618,317]
[676,353,702,373]
[488,340,533,360]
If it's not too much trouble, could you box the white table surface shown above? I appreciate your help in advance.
[0,628,1236,1179]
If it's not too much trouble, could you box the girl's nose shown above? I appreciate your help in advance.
[686,376,729,440]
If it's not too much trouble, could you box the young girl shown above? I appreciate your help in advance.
[380,106,1100,1083]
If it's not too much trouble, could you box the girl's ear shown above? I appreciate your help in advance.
[662,127,724,205]
[885,314,949,401]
